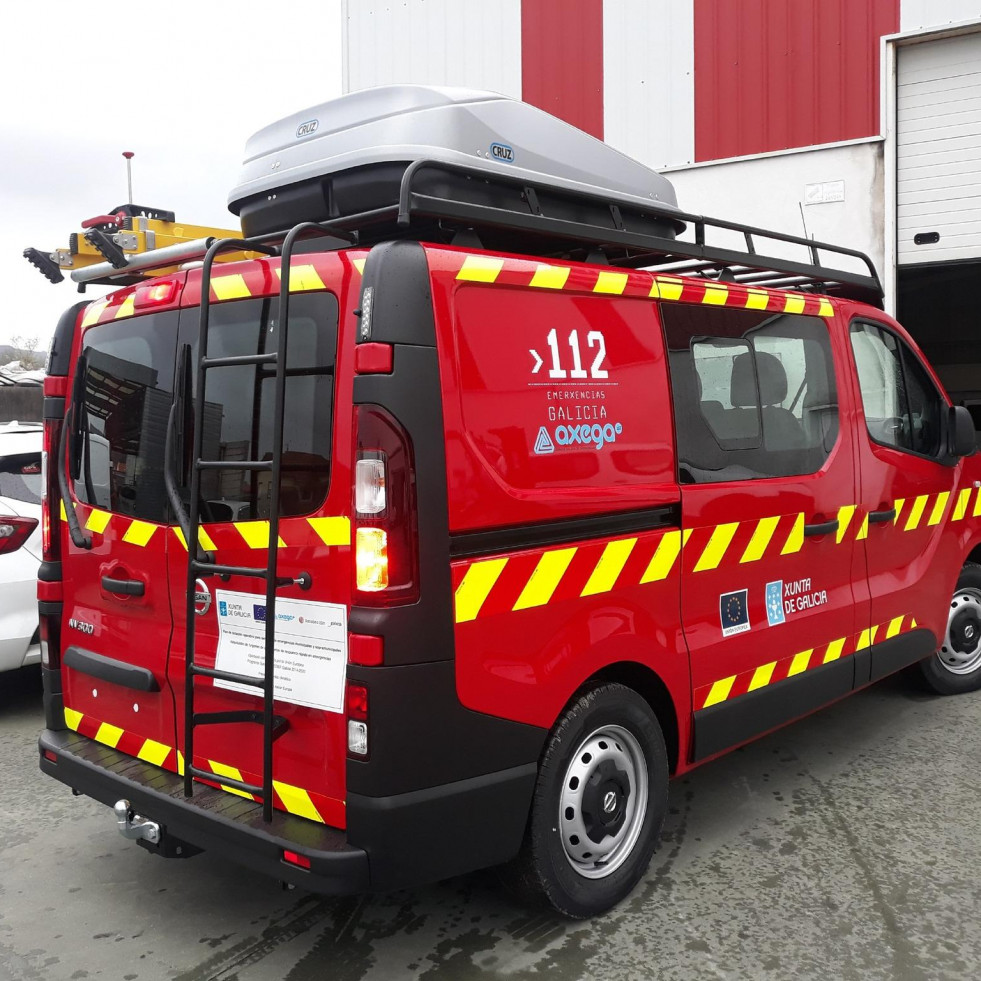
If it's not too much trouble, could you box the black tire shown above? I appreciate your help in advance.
[517,682,668,919]
[920,561,981,695]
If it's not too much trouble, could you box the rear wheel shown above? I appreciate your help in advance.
[521,683,668,918]
[920,562,981,695]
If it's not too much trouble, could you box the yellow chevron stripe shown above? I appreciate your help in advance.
[648,279,661,298]
[85,509,111,534]
[94,722,124,749]
[208,760,253,799]
[352,257,366,275]
[781,513,805,554]
[702,284,729,305]
[893,498,905,525]
[886,615,905,639]
[953,487,971,521]
[173,526,217,552]
[275,264,326,292]
[693,523,739,572]
[137,738,172,767]
[823,637,846,663]
[593,271,629,294]
[703,676,736,708]
[64,708,83,730]
[818,299,834,318]
[81,299,109,328]
[855,629,872,651]
[114,294,136,319]
[927,491,950,526]
[748,661,777,692]
[745,288,769,310]
[836,505,855,543]
[307,516,350,546]
[211,274,251,300]
[856,513,869,541]
[655,277,683,300]
[122,520,157,546]
[529,264,571,289]
[581,538,637,596]
[787,649,813,676]
[740,515,780,563]
[273,781,324,823]
[456,256,503,282]
[973,488,981,518]
[60,500,67,522]
[640,529,690,583]
[905,494,928,531]
[234,521,286,549]
[455,558,508,623]
[783,294,806,314]
[513,548,577,610]
[870,623,880,645]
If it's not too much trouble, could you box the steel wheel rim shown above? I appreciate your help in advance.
[939,587,981,675]
[558,724,648,880]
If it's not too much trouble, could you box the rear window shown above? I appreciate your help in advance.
[72,293,338,523]
[0,463,42,505]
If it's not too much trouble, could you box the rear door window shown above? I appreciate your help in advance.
[180,292,338,521]
[73,312,178,521]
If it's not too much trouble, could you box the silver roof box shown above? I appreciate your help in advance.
[228,85,684,244]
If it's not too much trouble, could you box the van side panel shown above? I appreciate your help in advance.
[429,249,689,752]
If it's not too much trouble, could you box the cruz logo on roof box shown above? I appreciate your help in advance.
[296,119,319,138]
[490,142,514,162]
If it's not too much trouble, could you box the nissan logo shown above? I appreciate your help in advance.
[603,790,618,814]
[193,579,212,616]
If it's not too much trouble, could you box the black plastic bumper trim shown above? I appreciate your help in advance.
[42,666,65,731]
[38,730,369,894]
[64,646,160,692]
[38,600,63,617]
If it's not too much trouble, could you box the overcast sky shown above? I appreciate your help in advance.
[0,0,342,352]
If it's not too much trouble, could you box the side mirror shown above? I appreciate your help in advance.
[948,405,976,459]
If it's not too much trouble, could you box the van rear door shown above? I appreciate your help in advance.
[165,278,349,828]
[60,304,181,764]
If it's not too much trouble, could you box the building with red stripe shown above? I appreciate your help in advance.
[342,0,981,413]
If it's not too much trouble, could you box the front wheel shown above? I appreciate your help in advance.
[920,562,981,695]
[521,683,668,918]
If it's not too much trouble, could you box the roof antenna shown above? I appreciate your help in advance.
[798,201,810,240]
[122,151,135,204]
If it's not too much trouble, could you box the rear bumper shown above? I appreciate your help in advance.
[38,729,370,894]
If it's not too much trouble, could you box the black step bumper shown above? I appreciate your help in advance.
[38,729,370,894]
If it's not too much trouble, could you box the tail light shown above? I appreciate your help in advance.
[42,415,62,561]
[353,405,418,605]
[346,682,369,758]
[0,516,38,555]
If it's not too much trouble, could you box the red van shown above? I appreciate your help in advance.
[37,88,980,918]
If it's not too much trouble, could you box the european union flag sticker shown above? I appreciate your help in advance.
[720,589,750,637]
[766,580,786,627]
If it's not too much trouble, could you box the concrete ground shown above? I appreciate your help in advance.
[1,663,979,981]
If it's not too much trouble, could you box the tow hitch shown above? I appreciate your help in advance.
[114,799,160,844]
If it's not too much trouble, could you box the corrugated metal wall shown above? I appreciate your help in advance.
[603,0,695,168]
[521,0,605,138]
[897,31,981,264]
[693,0,899,162]
[343,0,522,98]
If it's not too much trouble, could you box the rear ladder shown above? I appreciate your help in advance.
[170,222,351,822]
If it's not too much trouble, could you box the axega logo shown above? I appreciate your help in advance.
[534,422,623,454]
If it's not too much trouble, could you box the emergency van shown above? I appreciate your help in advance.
[34,86,981,918]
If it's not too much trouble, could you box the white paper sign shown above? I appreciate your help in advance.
[213,589,347,713]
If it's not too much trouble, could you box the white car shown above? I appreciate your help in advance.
[0,422,42,675]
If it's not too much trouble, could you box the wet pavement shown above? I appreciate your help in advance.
[2,663,979,981]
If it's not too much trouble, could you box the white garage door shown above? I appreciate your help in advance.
[897,31,981,265]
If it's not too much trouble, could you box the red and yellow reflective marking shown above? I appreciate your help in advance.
[695,614,919,710]
[62,706,331,823]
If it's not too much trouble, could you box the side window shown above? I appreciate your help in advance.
[662,303,839,483]
[850,323,943,458]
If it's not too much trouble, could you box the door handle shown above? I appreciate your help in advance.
[102,575,146,597]
[803,518,839,538]
[868,507,896,525]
